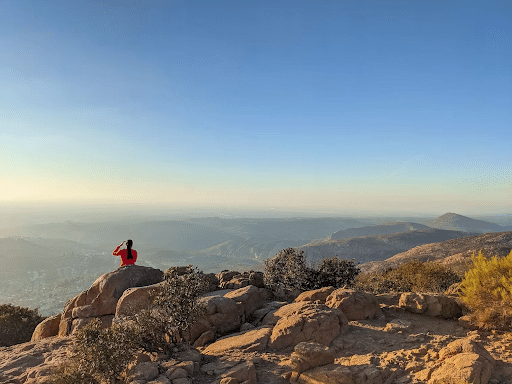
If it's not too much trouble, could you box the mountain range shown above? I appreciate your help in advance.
[0,212,511,315]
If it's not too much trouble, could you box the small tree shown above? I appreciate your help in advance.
[315,256,360,289]
[133,265,209,351]
[264,249,361,292]
[264,248,311,291]
[0,304,45,347]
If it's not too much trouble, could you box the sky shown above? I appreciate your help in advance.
[1,0,511,215]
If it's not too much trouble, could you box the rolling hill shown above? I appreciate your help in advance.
[299,228,478,265]
[359,231,512,274]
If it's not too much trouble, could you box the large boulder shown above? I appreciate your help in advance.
[59,265,163,336]
[217,270,265,289]
[297,364,354,384]
[202,326,273,355]
[224,285,272,319]
[268,301,348,350]
[399,293,463,319]
[295,287,335,304]
[290,342,335,374]
[115,282,164,318]
[429,338,495,384]
[325,289,382,321]
[31,313,61,341]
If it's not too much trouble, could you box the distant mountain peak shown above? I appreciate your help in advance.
[428,213,506,233]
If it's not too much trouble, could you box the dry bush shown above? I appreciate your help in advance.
[264,248,360,292]
[355,260,461,294]
[48,318,140,384]
[461,249,512,330]
[315,256,360,289]
[0,304,45,347]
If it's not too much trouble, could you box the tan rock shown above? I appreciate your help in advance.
[148,376,171,384]
[31,314,61,341]
[251,301,288,326]
[202,327,272,355]
[383,319,412,332]
[399,292,427,314]
[290,342,335,373]
[429,338,495,384]
[194,330,215,347]
[224,285,272,317]
[70,314,115,334]
[199,295,244,334]
[459,315,478,330]
[200,359,241,375]
[325,289,382,320]
[219,361,257,384]
[429,352,493,384]
[294,287,335,304]
[298,364,354,384]
[269,302,348,350]
[128,361,160,381]
[399,293,462,319]
[59,265,163,336]
[115,282,164,317]
[167,367,188,380]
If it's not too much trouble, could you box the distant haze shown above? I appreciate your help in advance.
[1,1,511,213]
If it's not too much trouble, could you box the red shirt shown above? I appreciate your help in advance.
[113,246,138,266]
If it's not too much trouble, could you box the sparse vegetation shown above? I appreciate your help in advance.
[49,265,209,383]
[0,303,45,347]
[315,256,361,289]
[132,265,209,351]
[264,248,360,292]
[461,249,512,330]
[355,260,461,294]
[49,318,140,384]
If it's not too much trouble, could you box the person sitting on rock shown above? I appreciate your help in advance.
[113,239,137,266]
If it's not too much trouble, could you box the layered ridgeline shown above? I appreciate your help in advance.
[298,213,509,265]
[0,213,509,316]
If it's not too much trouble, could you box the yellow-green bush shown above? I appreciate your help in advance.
[461,249,512,330]
[355,260,461,294]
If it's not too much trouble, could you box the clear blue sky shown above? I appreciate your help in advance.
[1,0,511,214]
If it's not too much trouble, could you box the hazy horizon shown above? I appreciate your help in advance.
[1,201,512,230]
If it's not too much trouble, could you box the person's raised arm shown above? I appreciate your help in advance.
[113,241,125,256]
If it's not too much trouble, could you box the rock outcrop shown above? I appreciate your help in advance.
[217,270,265,289]
[11,271,512,384]
[268,301,348,350]
[399,292,463,319]
[31,314,61,342]
[325,288,382,320]
[58,265,163,337]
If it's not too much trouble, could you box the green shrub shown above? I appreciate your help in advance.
[264,248,360,292]
[461,250,512,330]
[264,248,311,291]
[315,256,360,289]
[355,260,461,294]
[48,318,140,384]
[0,304,45,347]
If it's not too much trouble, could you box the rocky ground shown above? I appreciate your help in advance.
[2,291,512,384]
[3,265,512,384]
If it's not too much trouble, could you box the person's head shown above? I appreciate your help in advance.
[126,239,133,259]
